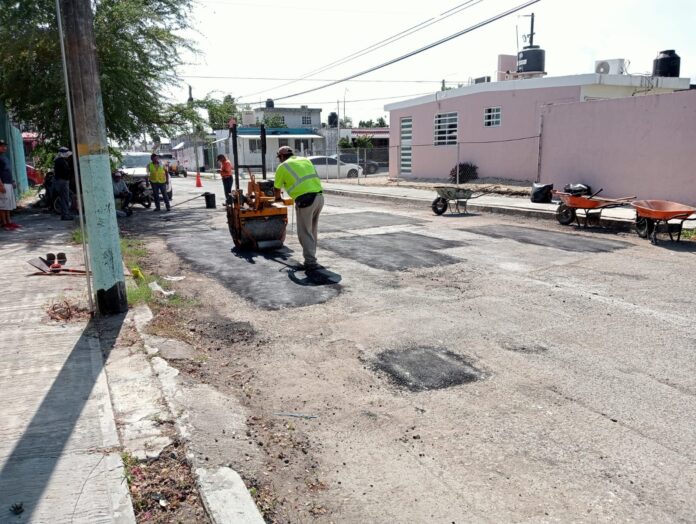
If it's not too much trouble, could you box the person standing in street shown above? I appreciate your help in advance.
[273,146,324,270]
[217,154,233,201]
[0,140,19,231]
[53,146,74,221]
[147,153,170,212]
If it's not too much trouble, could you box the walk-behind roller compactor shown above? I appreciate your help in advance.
[226,124,294,249]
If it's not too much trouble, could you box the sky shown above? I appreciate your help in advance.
[172,0,696,127]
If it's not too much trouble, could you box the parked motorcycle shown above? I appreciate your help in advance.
[126,177,153,209]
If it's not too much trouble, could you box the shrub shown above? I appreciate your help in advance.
[449,162,479,183]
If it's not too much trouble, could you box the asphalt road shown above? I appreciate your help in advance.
[150,178,696,522]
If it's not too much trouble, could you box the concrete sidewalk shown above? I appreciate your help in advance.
[321,180,641,225]
[0,210,134,523]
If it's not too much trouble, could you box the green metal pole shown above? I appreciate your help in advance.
[59,0,127,314]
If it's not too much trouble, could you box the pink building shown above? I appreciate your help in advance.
[385,74,690,184]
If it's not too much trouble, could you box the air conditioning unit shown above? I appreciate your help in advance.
[595,59,626,75]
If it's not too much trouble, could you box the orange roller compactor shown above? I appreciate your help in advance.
[226,124,294,250]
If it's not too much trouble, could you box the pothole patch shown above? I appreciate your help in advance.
[374,347,485,392]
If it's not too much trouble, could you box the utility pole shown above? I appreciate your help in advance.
[59,0,127,314]
[188,85,201,176]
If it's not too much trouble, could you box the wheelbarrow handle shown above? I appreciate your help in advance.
[587,188,604,199]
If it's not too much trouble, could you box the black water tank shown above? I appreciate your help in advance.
[328,112,338,128]
[517,45,546,73]
[653,50,680,77]
[265,98,274,108]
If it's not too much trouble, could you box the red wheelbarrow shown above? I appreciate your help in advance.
[553,189,635,227]
[631,200,696,244]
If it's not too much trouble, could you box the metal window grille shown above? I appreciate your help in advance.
[400,117,413,174]
[433,112,458,145]
[484,107,501,127]
[302,116,312,125]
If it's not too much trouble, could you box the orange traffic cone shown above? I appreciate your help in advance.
[195,172,202,188]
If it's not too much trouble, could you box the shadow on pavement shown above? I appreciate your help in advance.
[0,314,125,521]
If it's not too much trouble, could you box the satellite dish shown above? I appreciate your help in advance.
[595,61,611,74]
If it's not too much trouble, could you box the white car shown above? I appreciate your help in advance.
[307,156,363,179]
[120,151,173,199]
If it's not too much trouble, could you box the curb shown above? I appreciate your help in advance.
[323,187,635,232]
[131,305,264,524]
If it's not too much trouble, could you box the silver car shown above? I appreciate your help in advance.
[307,156,362,179]
[120,151,173,199]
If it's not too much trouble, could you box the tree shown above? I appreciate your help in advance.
[354,136,373,149]
[376,117,387,127]
[358,119,375,128]
[262,115,288,128]
[205,95,239,130]
[338,137,353,149]
[0,0,195,145]
[339,116,352,128]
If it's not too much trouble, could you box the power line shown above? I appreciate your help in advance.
[241,91,438,107]
[274,0,541,102]
[182,75,465,84]
[239,0,483,99]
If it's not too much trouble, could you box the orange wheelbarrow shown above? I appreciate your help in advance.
[631,200,696,244]
[553,189,635,227]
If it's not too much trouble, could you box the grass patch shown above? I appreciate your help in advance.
[71,228,85,244]
[681,228,696,240]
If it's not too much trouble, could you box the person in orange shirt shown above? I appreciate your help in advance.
[217,154,233,201]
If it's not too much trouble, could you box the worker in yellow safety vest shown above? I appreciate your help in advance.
[147,153,170,211]
[274,146,324,271]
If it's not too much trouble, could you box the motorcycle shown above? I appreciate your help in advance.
[126,176,153,209]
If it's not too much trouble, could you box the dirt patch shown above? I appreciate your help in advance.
[325,175,532,197]
[123,441,210,523]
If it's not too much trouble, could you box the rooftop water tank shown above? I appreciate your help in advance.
[652,50,680,77]
[265,98,275,108]
[517,45,546,73]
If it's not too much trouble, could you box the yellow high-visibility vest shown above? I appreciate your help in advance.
[147,162,167,184]
[274,157,322,200]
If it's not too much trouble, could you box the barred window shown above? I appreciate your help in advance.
[400,117,412,174]
[433,112,457,145]
[484,107,501,127]
[302,115,312,125]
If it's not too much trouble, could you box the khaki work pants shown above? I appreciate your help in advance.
[295,193,324,266]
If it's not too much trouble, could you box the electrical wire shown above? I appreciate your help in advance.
[239,0,484,99]
[240,91,439,107]
[273,0,541,102]
[182,75,465,84]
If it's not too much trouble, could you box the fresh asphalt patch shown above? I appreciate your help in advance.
[464,225,631,252]
[320,211,426,233]
[321,231,466,271]
[167,231,341,310]
[374,347,485,392]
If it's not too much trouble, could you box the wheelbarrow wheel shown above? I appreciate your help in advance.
[556,204,576,225]
[635,216,651,238]
[432,197,448,215]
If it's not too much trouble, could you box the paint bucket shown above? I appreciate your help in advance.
[203,192,216,209]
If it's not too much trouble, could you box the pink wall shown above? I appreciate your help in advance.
[539,90,696,205]
[389,86,580,181]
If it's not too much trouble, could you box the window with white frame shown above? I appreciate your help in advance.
[433,112,458,145]
[249,139,262,152]
[400,117,412,174]
[484,106,501,127]
[302,115,312,125]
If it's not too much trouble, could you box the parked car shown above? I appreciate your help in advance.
[331,153,379,175]
[120,151,173,199]
[307,156,363,179]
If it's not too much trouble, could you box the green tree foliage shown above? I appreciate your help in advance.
[354,136,373,149]
[357,117,387,128]
[0,0,196,145]
[339,116,353,128]
[205,95,238,130]
[262,115,288,128]
[338,137,353,149]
